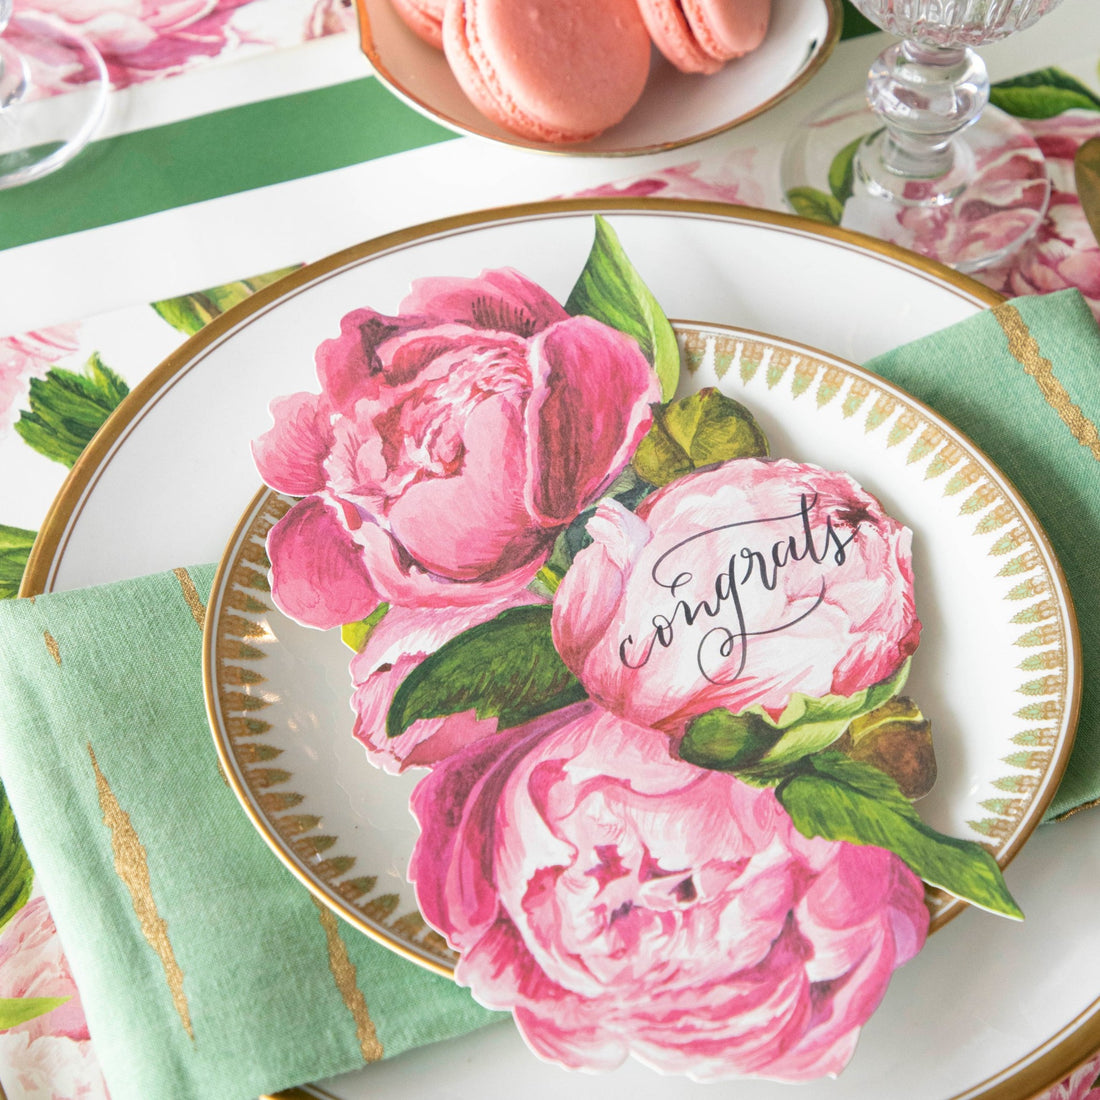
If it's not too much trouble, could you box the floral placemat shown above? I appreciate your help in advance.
[13,0,356,97]
[1,28,1100,1100]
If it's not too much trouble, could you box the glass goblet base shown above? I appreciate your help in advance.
[781,90,1051,274]
[0,13,107,189]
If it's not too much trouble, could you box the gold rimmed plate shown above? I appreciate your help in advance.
[203,318,1077,971]
[22,198,1097,1100]
[353,0,842,156]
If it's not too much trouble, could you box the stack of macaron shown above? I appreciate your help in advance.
[386,0,773,144]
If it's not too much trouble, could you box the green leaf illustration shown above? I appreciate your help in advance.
[776,752,1023,919]
[539,466,655,591]
[828,135,866,205]
[632,388,769,487]
[0,996,70,1030]
[0,524,36,600]
[990,68,1100,119]
[785,186,844,226]
[0,784,33,934]
[680,662,910,779]
[14,353,129,467]
[387,604,586,738]
[565,215,680,400]
[152,265,301,336]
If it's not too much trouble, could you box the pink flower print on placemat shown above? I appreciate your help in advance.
[12,0,357,94]
[570,150,769,209]
[0,325,79,436]
[1040,1051,1100,1100]
[0,896,109,1099]
[977,109,1100,319]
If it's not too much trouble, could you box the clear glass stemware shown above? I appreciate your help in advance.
[0,0,108,188]
[781,0,1066,272]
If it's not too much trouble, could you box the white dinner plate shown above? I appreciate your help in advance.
[23,199,1100,1100]
[205,318,1075,971]
[353,0,841,156]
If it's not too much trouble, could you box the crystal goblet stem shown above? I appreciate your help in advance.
[781,0,1065,272]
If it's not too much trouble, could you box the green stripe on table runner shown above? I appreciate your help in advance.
[2,6,873,253]
[0,77,455,253]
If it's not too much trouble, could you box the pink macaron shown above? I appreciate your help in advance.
[640,0,771,73]
[442,0,652,144]
[389,0,445,49]
[683,0,772,61]
[636,0,723,73]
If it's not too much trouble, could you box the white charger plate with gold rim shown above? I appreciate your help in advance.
[21,199,1100,1100]
[352,0,841,156]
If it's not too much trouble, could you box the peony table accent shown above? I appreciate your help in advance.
[249,217,1023,1082]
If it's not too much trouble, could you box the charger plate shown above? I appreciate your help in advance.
[22,198,1097,1100]
[206,316,1075,972]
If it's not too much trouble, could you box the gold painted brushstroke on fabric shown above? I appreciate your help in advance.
[311,897,383,1063]
[88,743,194,1039]
[173,566,207,629]
[993,303,1100,460]
[43,630,61,666]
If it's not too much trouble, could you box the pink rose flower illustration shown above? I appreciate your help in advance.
[1042,1052,1100,1100]
[0,324,79,434]
[0,895,109,1098]
[409,701,929,1081]
[350,591,546,773]
[0,896,88,1042]
[978,110,1100,320]
[0,1032,109,1100]
[253,268,660,628]
[842,130,1051,272]
[552,458,920,735]
[15,0,254,91]
[569,150,768,209]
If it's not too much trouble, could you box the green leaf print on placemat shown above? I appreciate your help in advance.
[0,524,37,600]
[990,67,1100,118]
[153,265,301,336]
[14,352,130,467]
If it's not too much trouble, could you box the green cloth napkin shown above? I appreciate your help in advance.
[0,564,500,1100]
[867,288,1100,821]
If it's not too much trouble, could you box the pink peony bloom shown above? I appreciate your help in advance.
[0,896,89,1042]
[570,150,768,209]
[409,701,929,1081]
[350,592,546,773]
[845,130,1052,272]
[0,325,79,435]
[1041,1052,1100,1100]
[253,268,660,628]
[978,110,1100,320]
[552,458,920,733]
[0,1032,109,1100]
[15,0,255,91]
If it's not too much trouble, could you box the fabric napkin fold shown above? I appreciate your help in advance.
[0,289,1098,1100]
[867,288,1100,821]
[0,564,501,1100]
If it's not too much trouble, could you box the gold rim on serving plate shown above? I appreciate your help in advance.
[20,197,1090,1100]
[353,0,844,157]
